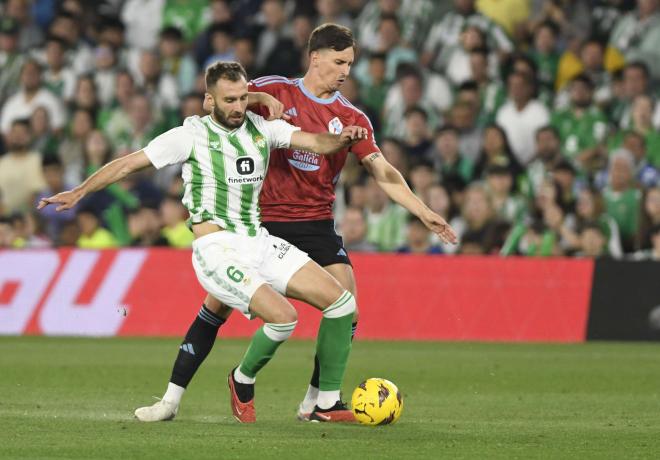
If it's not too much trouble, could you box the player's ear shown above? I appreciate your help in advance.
[203,93,214,112]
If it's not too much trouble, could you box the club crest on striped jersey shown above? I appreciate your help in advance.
[254,135,266,149]
[328,117,343,134]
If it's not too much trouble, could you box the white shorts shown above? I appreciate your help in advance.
[191,227,310,318]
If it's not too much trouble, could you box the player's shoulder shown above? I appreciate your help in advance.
[334,94,375,128]
[245,110,287,129]
[182,115,206,131]
[249,75,297,91]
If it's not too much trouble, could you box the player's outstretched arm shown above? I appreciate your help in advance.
[290,126,367,155]
[37,151,152,211]
[362,152,458,245]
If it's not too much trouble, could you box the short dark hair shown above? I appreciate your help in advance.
[404,106,428,121]
[624,61,650,79]
[571,73,595,90]
[205,61,247,89]
[160,26,184,41]
[308,23,356,55]
[536,125,560,139]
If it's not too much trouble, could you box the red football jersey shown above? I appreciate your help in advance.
[248,75,380,221]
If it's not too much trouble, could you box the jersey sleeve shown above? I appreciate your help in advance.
[143,126,194,169]
[350,112,381,160]
[249,113,301,149]
[247,77,279,118]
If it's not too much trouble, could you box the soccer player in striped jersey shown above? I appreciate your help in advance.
[143,24,458,424]
[38,61,370,424]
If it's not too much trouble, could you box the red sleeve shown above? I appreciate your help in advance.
[247,81,274,119]
[350,112,380,160]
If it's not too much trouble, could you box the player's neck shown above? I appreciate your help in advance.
[301,74,336,100]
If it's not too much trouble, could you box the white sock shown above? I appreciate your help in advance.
[300,385,319,413]
[316,390,340,410]
[163,382,185,405]
[234,366,256,384]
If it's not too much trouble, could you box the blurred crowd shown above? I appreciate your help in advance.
[1,0,660,260]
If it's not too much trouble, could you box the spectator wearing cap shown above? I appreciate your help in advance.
[159,26,198,95]
[0,17,23,104]
[429,125,474,184]
[0,119,46,214]
[496,71,550,164]
[602,150,642,252]
[76,205,118,249]
[610,0,660,79]
[551,74,608,173]
[0,59,66,134]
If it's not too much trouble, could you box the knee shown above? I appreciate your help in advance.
[271,305,298,324]
[263,315,297,342]
[323,291,356,318]
[204,295,232,319]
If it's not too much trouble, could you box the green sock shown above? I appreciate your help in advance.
[316,313,353,391]
[238,327,283,378]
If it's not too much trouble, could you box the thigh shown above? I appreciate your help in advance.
[284,260,345,311]
[323,263,357,298]
[259,233,311,295]
[192,232,265,318]
[248,283,297,324]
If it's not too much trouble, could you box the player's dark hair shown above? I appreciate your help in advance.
[205,61,247,89]
[308,23,356,55]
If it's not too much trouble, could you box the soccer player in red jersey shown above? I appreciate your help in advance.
[135,24,456,423]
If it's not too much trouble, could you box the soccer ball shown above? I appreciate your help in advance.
[351,378,403,425]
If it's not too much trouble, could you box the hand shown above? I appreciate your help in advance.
[251,92,290,121]
[420,208,458,244]
[339,126,368,146]
[37,189,84,212]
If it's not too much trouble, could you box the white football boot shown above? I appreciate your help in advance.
[134,399,178,422]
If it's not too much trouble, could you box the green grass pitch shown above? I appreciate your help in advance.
[1,337,659,459]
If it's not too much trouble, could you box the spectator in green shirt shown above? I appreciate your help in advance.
[603,149,642,252]
[551,74,609,173]
[529,21,560,100]
[429,125,474,185]
[608,95,660,168]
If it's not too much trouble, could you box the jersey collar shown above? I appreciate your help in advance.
[206,114,243,134]
[296,78,339,105]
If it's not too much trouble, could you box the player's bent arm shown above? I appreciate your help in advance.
[289,126,367,155]
[362,152,428,216]
[37,151,152,211]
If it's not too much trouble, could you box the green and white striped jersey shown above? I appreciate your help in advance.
[144,112,299,236]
